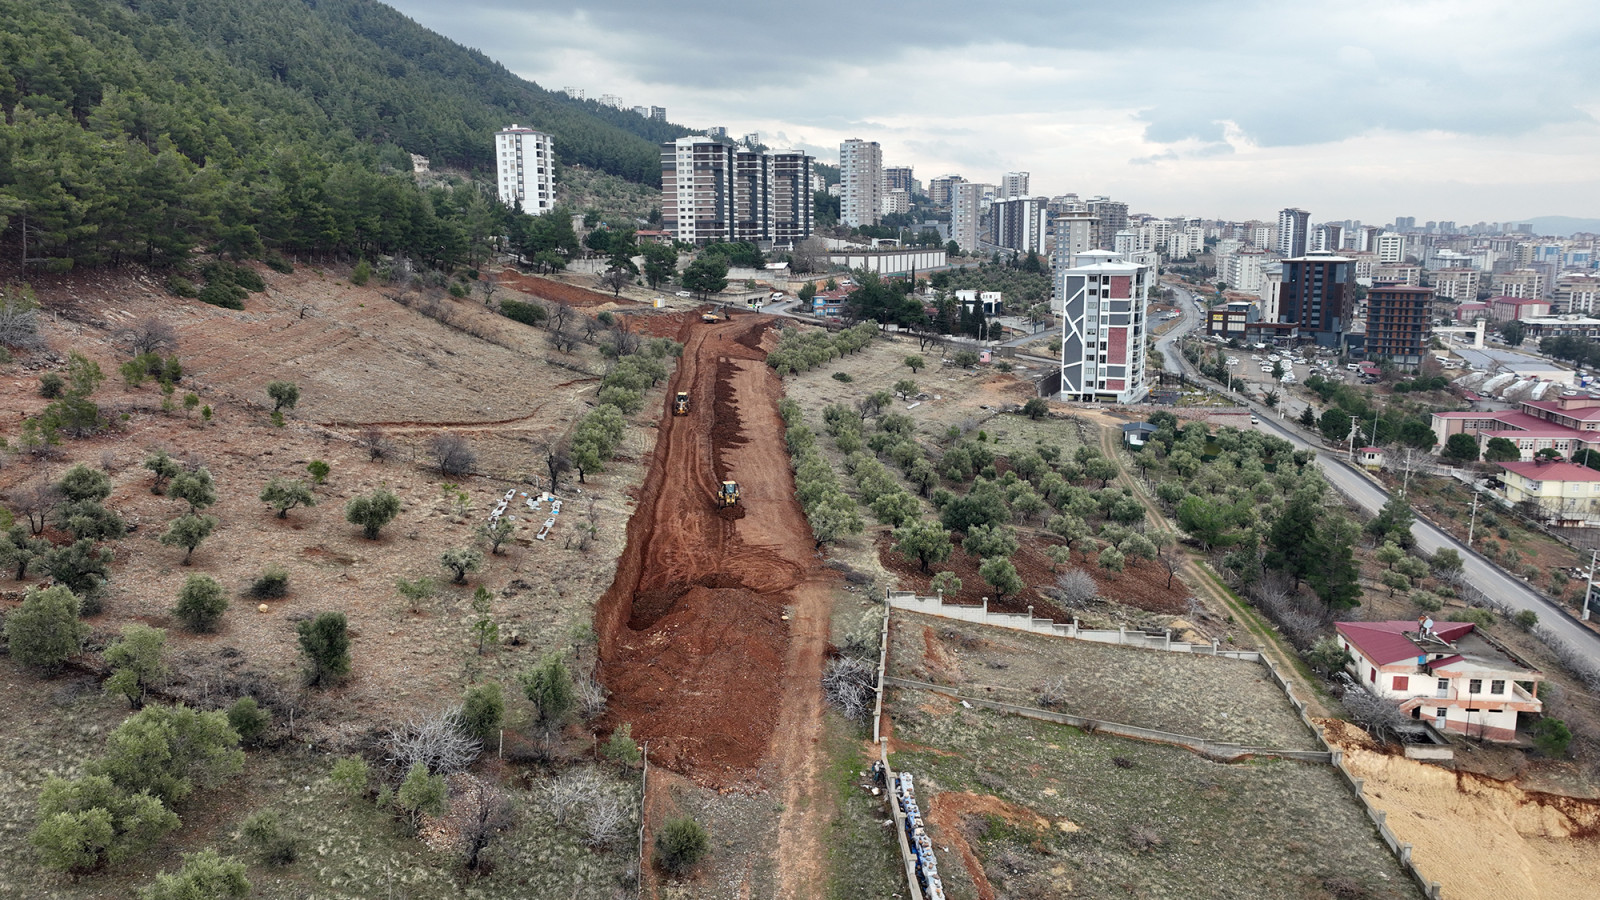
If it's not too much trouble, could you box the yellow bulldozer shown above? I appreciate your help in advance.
[673,391,690,415]
[717,481,741,508]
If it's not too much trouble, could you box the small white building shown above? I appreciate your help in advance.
[1336,620,1543,742]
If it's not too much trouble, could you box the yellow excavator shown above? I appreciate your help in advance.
[673,391,690,415]
[717,481,741,508]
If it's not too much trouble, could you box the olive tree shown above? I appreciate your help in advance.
[345,489,401,539]
[4,585,89,674]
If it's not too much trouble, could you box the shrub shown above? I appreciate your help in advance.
[249,565,290,599]
[330,757,370,796]
[139,849,250,900]
[429,434,477,476]
[242,810,298,865]
[173,574,229,632]
[500,298,547,326]
[297,612,351,687]
[831,371,853,382]
[91,704,244,806]
[521,654,576,730]
[227,697,271,745]
[4,585,90,673]
[1512,609,1538,631]
[394,762,447,831]
[306,459,330,484]
[260,477,316,518]
[103,624,168,708]
[346,489,402,539]
[655,816,710,875]
[169,467,217,511]
[604,723,642,765]
[351,259,372,285]
[1054,569,1099,606]
[1530,718,1572,757]
[441,546,484,584]
[58,463,112,502]
[31,775,179,873]
[39,372,64,398]
[43,539,114,597]
[461,683,505,743]
[160,513,218,564]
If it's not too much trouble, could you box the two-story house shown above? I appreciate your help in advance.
[1336,620,1544,742]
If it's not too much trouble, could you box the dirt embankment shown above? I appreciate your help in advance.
[594,314,835,782]
[1322,721,1600,900]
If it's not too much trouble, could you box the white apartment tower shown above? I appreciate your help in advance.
[840,139,883,228]
[1277,207,1311,258]
[991,196,1048,256]
[1000,172,1031,199]
[495,125,556,215]
[661,137,813,246]
[1376,232,1406,264]
[1057,250,1151,404]
[1050,213,1098,311]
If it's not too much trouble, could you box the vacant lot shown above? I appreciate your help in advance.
[887,691,1425,900]
[889,611,1319,751]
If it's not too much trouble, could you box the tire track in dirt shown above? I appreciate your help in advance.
[593,314,837,899]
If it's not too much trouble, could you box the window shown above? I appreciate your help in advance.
[1490,680,1505,695]
[1392,676,1410,691]
[1369,667,1377,683]
[1468,678,1483,694]
[1436,708,1448,719]
[1437,678,1450,694]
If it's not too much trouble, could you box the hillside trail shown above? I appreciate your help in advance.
[594,313,835,899]
[1092,416,1334,718]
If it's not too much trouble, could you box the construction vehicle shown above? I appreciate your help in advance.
[673,392,690,415]
[701,312,719,323]
[717,481,741,508]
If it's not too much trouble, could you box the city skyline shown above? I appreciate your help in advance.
[383,0,1600,226]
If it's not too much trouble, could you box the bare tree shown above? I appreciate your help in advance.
[430,434,477,476]
[575,675,608,722]
[821,657,876,721]
[582,314,605,343]
[119,318,178,356]
[598,267,632,298]
[583,792,630,849]
[10,480,63,535]
[383,707,482,775]
[1341,686,1412,746]
[1054,569,1099,607]
[476,274,499,308]
[543,769,606,828]
[1036,675,1070,709]
[360,427,395,462]
[1386,447,1430,496]
[458,778,514,874]
[545,442,572,492]
[609,326,640,358]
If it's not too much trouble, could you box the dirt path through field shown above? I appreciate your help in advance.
[594,314,835,898]
[1093,417,1336,718]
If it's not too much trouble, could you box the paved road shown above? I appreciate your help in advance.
[1156,282,1600,665]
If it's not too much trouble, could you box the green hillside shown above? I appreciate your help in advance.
[0,0,685,273]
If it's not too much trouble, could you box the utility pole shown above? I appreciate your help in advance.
[1584,546,1597,622]
[1348,414,1362,463]
[1467,490,1480,548]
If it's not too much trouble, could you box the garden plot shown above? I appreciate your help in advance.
[889,611,1320,751]
[887,693,1426,900]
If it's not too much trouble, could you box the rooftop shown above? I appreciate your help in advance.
[1523,400,1600,421]
[1497,460,1600,481]
[1337,620,1474,666]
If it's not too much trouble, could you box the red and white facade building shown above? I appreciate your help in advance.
[1055,249,1150,403]
[1432,392,1600,461]
[1336,620,1544,742]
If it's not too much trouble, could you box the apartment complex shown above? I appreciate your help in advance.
[991,196,1048,255]
[1365,285,1434,369]
[884,166,915,194]
[1087,198,1128,250]
[494,125,556,215]
[1432,268,1480,303]
[928,174,965,207]
[1057,250,1151,403]
[1277,207,1311,258]
[1051,212,1098,278]
[1279,252,1355,348]
[661,137,813,245]
[840,139,883,228]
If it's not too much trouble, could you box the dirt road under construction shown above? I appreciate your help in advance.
[595,313,836,892]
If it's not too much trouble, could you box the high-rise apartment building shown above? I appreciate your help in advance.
[952,182,987,252]
[1556,273,1600,314]
[1496,269,1547,299]
[661,138,815,246]
[494,125,556,215]
[1051,212,1098,279]
[1376,232,1406,264]
[928,175,966,207]
[1086,198,1128,250]
[661,137,735,243]
[1315,223,1343,253]
[650,106,667,121]
[840,139,883,228]
[991,197,1048,255]
[1000,172,1030,199]
[1279,251,1354,348]
[1057,250,1151,403]
[1365,285,1435,369]
[884,166,915,194]
[1277,208,1311,258]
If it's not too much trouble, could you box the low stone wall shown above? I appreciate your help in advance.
[886,590,1261,660]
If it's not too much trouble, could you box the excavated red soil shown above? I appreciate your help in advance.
[492,269,640,308]
[595,314,835,782]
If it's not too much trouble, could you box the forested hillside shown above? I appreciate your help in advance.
[0,0,686,274]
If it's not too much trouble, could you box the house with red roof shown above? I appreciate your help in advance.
[1431,391,1600,462]
[1496,459,1600,526]
[1336,620,1543,741]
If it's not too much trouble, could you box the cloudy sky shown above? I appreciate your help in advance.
[385,0,1600,225]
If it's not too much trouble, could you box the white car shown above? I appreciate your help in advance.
[1250,354,1261,360]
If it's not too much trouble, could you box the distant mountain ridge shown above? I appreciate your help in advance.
[1519,216,1600,237]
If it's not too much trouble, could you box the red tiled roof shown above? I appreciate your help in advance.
[1498,461,1600,481]
[1522,400,1600,421]
[1337,620,1475,666]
